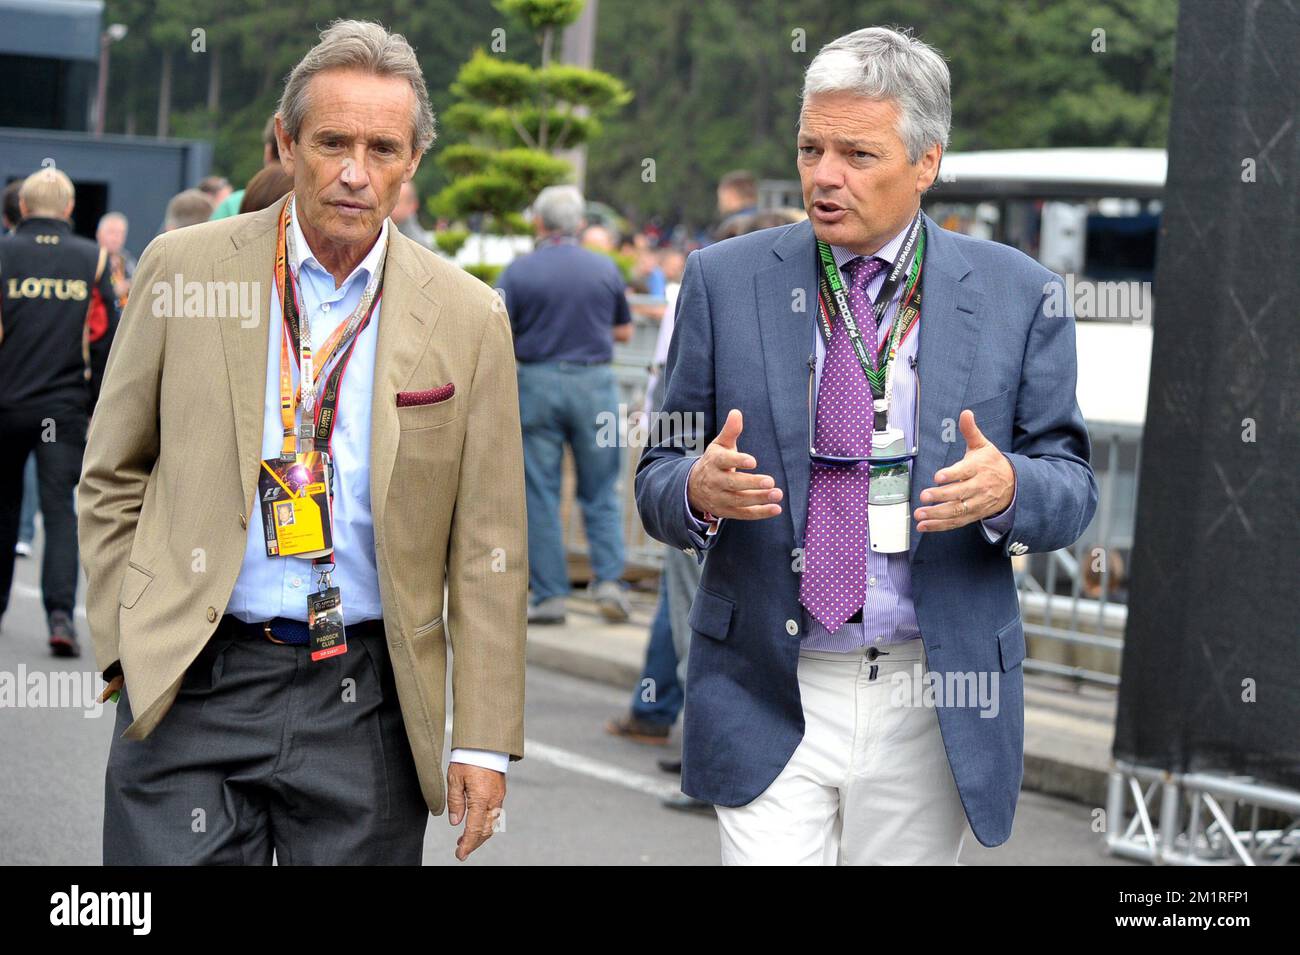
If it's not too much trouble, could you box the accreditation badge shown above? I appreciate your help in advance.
[308,583,347,661]
[868,461,911,553]
[258,451,334,559]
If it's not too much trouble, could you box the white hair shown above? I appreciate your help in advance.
[801,26,951,163]
[532,185,585,234]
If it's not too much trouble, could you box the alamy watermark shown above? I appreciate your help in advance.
[890,664,1000,719]
[151,276,262,328]
[0,666,106,718]
[596,406,707,454]
[1044,275,1152,323]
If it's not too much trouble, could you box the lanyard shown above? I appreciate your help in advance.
[273,196,386,458]
[815,211,924,410]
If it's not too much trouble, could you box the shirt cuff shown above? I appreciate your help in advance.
[980,480,1017,543]
[449,748,509,774]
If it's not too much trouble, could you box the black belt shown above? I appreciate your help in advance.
[219,614,384,646]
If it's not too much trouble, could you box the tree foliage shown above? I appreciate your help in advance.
[98,0,1175,232]
[432,0,632,236]
[584,0,1177,228]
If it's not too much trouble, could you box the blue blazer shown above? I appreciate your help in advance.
[634,214,1097,846]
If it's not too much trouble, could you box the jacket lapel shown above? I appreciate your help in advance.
[215,200,281,514]
[755,219,817,543]
[910,212,984,561]
[367,233,441,537]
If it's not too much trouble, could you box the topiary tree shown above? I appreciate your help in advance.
[432,0,632,275]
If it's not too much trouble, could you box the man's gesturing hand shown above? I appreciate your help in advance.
[915,410,1015,532]
[686,409,783,521]
[447,762,506,861]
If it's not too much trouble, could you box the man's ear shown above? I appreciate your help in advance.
[916,144,943,193]
[405,149,424,183]
[275,115,295,177]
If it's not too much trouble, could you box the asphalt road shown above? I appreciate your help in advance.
[0,533,1129,866]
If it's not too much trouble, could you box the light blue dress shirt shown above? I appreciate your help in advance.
[226,202,507,773]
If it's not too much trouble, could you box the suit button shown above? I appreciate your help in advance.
[785,618,799,636]
[239,513,247,529]
[206,607,218,622]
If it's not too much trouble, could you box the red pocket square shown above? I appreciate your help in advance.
[397,383,455,407]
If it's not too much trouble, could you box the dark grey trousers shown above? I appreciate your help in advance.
[103,622,430,865]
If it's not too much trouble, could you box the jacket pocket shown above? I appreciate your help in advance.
[413,616,444,637]
[688,585,735,641]
[964,388,1011,430]
[397,394,459,431]
[997,614,1026,671]
[119,562,154,610]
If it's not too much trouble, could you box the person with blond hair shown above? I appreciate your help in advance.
[0,167,118,656]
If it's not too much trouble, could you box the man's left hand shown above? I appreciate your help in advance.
[447,762,506,861]
[915,410,1015,532]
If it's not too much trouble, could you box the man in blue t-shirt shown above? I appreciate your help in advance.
[498,185,634,625]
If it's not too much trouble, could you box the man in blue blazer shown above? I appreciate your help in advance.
[635,27,1097,864]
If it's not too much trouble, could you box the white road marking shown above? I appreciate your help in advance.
[442,722,683,800]
[523,740,685,800]
[10,583,87,618]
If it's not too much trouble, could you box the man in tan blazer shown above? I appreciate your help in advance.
[78,20,526,864]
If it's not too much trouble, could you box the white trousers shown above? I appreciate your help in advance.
[716,640,970,865]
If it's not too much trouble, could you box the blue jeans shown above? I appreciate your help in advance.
[517,361,625,602]
[630,573,683,726]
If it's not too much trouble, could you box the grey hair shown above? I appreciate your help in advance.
[98,211,128,230]
[532,185,585,234]
[801,26,951,163]
[278,19,436,154]
[164,189,215,231]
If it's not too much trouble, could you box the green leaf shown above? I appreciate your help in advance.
[463,262,504,285]
[537,64,633,112]
[486,148,573,195]
[451,48,538,107]
[494,0,586,32]
[438,143,494,177]
[434,173,532,220]
[433,229,470,257]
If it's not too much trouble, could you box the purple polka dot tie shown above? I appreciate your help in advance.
[799,255,884,633]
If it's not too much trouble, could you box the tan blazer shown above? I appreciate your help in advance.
[77,196,527,814]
